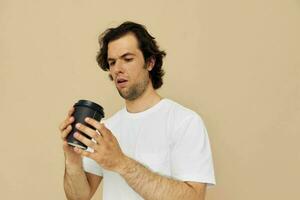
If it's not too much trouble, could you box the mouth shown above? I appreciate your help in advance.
[116,78,128,88]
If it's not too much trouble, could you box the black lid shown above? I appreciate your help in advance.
[74,100,104,114]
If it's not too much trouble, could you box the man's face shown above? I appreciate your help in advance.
[107,33,153,101]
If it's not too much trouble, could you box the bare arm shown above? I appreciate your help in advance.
[64,164,91,200]
[59,107,102,200]
[86,172,102,198]
[64,163,102,200]
[117,156,207,200]
[72,119,207,200]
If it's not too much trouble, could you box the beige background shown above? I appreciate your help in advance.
[0,0,299,199]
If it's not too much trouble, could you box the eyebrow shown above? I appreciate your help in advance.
[107,52,136,62]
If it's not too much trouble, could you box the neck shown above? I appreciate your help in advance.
[125,83,162,113]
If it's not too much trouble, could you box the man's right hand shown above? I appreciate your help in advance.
[60,107,99,200]
[59,107,82,167]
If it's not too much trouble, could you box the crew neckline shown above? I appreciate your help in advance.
[123,98,169,119]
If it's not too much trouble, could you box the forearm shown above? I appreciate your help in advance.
[118,156,204,200]
[64,164,91,200]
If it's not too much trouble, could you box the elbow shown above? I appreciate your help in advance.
[184,182,206,200]
[64,189,91,200]
[65,197,91,200]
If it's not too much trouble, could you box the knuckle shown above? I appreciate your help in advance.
[65,120,71,126]
[61,132,66,139]
[63,121,68,127]
[59,122,65,130]
[84,151,91,157]
[62,131,68,138]
[60,124,67,131]
[87,140,94,147]
[91,131,98,138]
[65,126,71,133]
[98,123,104,130]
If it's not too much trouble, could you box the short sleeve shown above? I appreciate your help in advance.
[170,113,216,186]
[82,147,103,176]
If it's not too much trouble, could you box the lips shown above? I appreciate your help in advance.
[116,77,128,88]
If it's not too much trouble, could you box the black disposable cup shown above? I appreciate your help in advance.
[67,100,105,150]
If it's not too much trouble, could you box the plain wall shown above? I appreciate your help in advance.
[0,0,299,199]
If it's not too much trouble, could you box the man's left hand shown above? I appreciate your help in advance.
[73,117,126,172]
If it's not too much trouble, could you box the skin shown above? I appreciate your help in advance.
[59,108,101,200]
[59,33,207,200]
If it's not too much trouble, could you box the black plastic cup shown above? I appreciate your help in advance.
[67,100,105,150]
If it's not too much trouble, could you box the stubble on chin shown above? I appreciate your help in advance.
[118,78,149,101]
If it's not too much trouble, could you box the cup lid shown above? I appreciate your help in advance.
[74,100,104,114]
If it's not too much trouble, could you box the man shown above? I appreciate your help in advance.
[59,21,216,200]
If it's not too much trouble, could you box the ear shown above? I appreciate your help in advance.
[146,57,156,71]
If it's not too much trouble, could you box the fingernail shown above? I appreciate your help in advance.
[85,117,90,122]
[76,123,81,128]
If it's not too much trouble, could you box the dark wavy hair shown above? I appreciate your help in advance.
[96,21,166,89]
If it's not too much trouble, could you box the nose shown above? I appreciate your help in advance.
[110,60,125,78]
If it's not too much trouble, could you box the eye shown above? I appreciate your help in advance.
[125,58,133,62]
[109,61,115,67]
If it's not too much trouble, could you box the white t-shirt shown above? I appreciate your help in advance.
[83,99,216,199]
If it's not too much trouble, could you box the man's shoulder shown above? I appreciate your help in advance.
[164,98,199,118]
[161,99,205,131]
[164,99,207,142]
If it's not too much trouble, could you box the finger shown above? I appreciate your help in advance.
[73,146,94,158]
[75,123,101,142]
[94,129,104,145]
[97,123,112,139]
[74,132,97,149]
[85,118,110,138]
[59,107,75,131]
[84,117,102,130]
[67,106,75,117]
[62,140,73,152]
[59,116,74,131]
[61,124,72,139]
